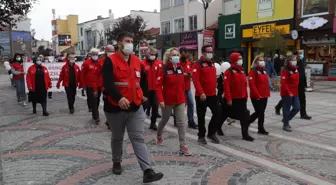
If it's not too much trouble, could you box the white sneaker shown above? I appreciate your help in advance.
[23,101,27,106]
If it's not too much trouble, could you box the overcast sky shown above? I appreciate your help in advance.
[27,0,160,41]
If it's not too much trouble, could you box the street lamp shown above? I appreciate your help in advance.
[198,0,215,30]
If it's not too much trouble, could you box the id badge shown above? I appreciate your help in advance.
[136,71,141,77]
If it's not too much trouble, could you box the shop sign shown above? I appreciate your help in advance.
[300,17,328,30]
[224,24,235,39]
[203,30,215,48]
[180,31,198,46]
[252,23,275,39]
[291,30,298,40]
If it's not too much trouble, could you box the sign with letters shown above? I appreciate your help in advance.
[23,62,83,93]
[252,23,275,39]
[224,24,235,39]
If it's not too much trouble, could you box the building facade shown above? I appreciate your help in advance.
[295,0,336,79]
[240,0,295,71]
[51,14,79,55]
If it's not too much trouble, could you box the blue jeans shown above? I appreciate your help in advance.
[185,90,194,122]
[14,78,26,101]
[268,76,274,90]
[282,96,300,127]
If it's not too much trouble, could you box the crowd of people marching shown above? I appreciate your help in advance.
[3,31,313,183]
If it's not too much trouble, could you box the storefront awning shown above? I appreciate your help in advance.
[178,45,198,50]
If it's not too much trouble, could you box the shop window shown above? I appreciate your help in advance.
[302,0,329,17]
[189,15,197,30]
[161,21,171,34]
[174,0,184,6]
[306,45,335,63]
[161,0,171,9]
[174,18,184,33]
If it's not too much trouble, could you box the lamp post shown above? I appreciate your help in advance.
[198,0,215,30]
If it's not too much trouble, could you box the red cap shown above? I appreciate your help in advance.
[229,52,241,63]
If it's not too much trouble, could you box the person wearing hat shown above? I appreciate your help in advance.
[223,52,254,141]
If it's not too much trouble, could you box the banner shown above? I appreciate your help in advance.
[203,30,215,49]
[23,62,83,93]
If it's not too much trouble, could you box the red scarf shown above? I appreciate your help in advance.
[255,66,265,71]
[231,62,244,72]
[287,64,298,71]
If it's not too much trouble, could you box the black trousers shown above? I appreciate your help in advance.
[275,83,307,117]
[32,101,47,112]
[219,98,250,137]
[145,90,159,124]
[86,87,101,120]
[48,92,52,98]
[250,98,268,129]
[195,95,220,137]
[65,85,77,110]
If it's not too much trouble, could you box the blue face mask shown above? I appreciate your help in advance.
[300,54,304,59]
[171,56,180,64]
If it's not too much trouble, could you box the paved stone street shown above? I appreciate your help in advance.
[0,75,336,185]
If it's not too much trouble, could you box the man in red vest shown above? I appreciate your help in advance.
[102,31,163,183]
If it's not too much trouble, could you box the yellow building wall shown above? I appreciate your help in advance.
[56,15,78,52]
[241,0,294,25]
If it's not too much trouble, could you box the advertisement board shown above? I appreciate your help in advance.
[23,62,83,93]
[0,31,11,57]
[11,31,32,58]
[58,35,72,46]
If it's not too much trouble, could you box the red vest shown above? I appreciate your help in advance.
[107,53,143,106]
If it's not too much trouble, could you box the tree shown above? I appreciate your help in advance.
[0,0,37,27]
[109,15,147,50]
[257,29,288,56]
[37,45,46,55]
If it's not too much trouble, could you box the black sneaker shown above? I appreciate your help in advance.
[149,122,157,131]
[95,118,100,125]
[207,135,220,144]
[242,134,254,142]
[112,162,122,175]
[188,120,198,129]
[157,114,162,118]
[197,137,207,144]
[43,112,50,117]
[174,119,177,127]
[300,115,312,120]
[217,129,224,136]
[105,122,110,130]
[33,110,37,114]
[69,109,75,114]
[143,169,163,183]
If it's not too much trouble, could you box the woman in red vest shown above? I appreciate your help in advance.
[280,54,300,132]
[26,55,52,116]
[156,47,191,156]
[248,55,270,135]
[11,53,27,105]
[223,52,254,141]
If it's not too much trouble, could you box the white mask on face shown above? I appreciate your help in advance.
[206,53,213,60]
[122,43,134,55]
[290,60,297,66]
[36,60,42,65]
[107,52,114,56]
[171,56,180,64]
[237,59,243,66]
[69,59,75,63]
[149,55,156,61]
[258,61,265,67]
[91,56,98,61]
[16,57,21,61]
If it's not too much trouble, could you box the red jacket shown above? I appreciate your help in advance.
[56,63,81,88]
[280,68,299,96]
[141,59,162,90]
[107,52,143,106]
[11,62,24,80]
[80,58,101,92]
[223,68,248,102]
[156,62,186,105]
[98,56,106,90]
[192,56,217,96]
[180,60,192,90]
[248,69,270,99]
[26,64,52,92]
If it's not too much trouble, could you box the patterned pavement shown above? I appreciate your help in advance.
[0,75,335,185]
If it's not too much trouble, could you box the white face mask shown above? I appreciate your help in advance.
[237,59,243,66]
[16,57,21,61]
[69,59,75,63]
[107,52,114,56]
[36,61,42,65]
[290,60,297,66]
[122,43,134,55]
[258,61,265,67]
[171,56,180,64]
[206,53,213,60]
[149,55,156,61]
[91,56,98,61]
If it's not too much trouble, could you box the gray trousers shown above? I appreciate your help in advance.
[14,78,26,101]
[105,106,151,171]
[157,103,186,147]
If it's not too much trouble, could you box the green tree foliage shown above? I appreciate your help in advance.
[0,0,37,27]
[257,29,288,55]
